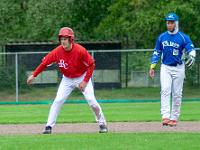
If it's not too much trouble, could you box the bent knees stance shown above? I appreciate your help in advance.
[84,93,98,106]
[82,79,98,106]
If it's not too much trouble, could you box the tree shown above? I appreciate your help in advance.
[68,0,116,40]
[0,0,26,43]
[94,0,200,48]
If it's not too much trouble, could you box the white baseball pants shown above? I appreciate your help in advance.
[160,64,185,121]
[45,74,107,127]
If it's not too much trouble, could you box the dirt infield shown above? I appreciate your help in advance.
[0,121,200,135]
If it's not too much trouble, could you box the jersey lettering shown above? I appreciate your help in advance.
[58,59,68,69]
[162,41,179,49]
[173,49,179,55]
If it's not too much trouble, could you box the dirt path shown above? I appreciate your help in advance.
[0,121,200,135]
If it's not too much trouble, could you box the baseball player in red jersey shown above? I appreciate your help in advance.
[27,27,108,134]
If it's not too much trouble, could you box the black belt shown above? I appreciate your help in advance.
[168,64,178,66]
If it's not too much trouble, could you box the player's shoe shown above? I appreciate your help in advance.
[99,124,108,133]
[162,118,170,126]
[168,120,177,127]
[43,126,52,134]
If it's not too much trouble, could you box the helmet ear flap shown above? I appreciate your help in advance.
[69,36,74,43]
[70,37,74,43]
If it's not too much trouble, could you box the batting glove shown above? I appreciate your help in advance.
[185,54,195,68]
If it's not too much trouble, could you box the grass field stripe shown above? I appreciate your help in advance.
[0,98,200,105]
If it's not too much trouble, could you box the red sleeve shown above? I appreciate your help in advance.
[41,51,56,66]
[82,49,95,82]
[32,50,56,77]
[32,64,47,77]
[84,63,95,82]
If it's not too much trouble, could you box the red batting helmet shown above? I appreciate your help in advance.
[58,27,74,42]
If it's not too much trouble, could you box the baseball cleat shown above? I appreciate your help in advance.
[99,124,108,133]
[43,126,52,134]
[162,118,170,126]
[168,120,177,127]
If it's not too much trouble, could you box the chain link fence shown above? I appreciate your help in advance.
[0,49,199,102]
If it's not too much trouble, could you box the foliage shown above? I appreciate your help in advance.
[0,0,25,43]
[94,0,200,48]
[0,0,115,42]
[185,65,199,86]
[0,0,200,85]
[0,0,200,46]
[0,65,28,90]
[0,66,15,90]
[68,0,116,40]
[23,0,73,41]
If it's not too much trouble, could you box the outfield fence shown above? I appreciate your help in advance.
[0,49,199,103]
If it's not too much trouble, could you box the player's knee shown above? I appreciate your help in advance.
[85,94,95,101]
[173,93,182,99]
[53,98,65,105]
[86,96,97,106]
[161,89,171,96]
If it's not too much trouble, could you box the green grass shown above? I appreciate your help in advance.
[0,86,199,150]
[1,86,200,102]
[0,102,200,149]
[0,133,200,150]
[0,102,199,124]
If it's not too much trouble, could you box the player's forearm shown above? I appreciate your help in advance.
[150,54,160,69]
[151,48,161,66]
[83,63,95,82]
[150,57,158,69]
[32,63,47,77]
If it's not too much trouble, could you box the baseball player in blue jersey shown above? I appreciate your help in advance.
[149,13,196,126]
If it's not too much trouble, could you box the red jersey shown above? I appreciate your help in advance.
[33,43,95,82]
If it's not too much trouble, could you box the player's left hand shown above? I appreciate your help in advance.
[79,81,87,91]
[185,54,195,68]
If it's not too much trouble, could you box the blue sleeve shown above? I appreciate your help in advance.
[183,34,195,53]
[151,36,162,64]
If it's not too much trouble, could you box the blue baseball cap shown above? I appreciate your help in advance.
[165,13,179,21]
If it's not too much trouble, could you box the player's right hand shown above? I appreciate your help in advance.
[79,81,87,92]
[27,75,35,85]
[149,69,155,79]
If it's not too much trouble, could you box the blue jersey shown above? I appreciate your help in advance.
[151,31,194,66]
